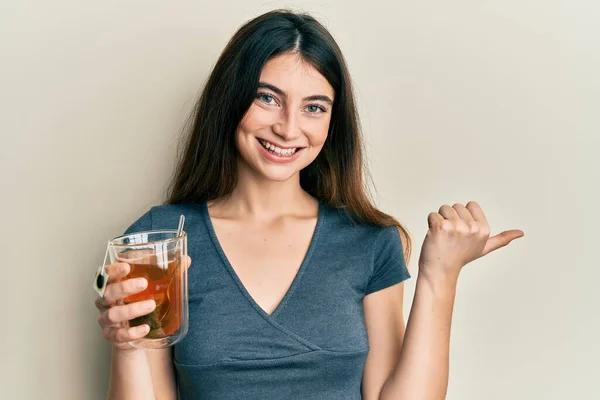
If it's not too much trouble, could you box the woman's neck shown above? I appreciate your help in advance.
[208,162,317,220]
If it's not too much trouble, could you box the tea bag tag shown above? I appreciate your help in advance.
[93,264,109,298]
[93,243,110,298]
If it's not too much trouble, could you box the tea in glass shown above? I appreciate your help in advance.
[108,230,188,349]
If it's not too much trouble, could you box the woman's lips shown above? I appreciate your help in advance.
[255,138,304,163]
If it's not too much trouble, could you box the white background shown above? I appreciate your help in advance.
[1,1,596,399]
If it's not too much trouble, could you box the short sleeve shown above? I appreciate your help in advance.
[365,226,411,295]
[123,209,153,235]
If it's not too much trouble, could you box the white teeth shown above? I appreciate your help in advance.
[259,139,297,156]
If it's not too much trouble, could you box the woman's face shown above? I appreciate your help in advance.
[235,52,334,182]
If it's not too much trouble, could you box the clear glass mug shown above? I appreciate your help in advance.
[108,230,189,349]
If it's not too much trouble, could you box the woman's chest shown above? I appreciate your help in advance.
[174,243,371,367]
[210,216,318,316]
[217,237,312,314]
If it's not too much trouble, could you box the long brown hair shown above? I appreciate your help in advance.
[166,9,412,263]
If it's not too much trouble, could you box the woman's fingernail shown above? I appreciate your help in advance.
[136,279,147,289]
[145,300,156,311]
[120,264,128,273]
[136,325,149,334]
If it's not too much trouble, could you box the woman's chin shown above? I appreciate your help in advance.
[252,164,300,183]
[238,153,306,183]
[260,169,298,182]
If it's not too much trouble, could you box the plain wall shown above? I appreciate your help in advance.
[1,1,596,399]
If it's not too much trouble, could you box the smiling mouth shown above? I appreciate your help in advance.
[257,138,303,157]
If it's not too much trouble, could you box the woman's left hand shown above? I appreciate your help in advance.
[418,201,524,282]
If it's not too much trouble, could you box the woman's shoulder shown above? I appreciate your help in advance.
[125,202,206,233]
[319,203,400,254]
[321,202,387,235]
[149,202,205,220]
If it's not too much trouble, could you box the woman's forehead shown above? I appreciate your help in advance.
[259,53,334,99]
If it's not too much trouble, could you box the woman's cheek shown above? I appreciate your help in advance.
[248,104,278,127]
[306,118,330,146]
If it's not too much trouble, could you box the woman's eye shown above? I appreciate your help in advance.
[306,104,326,114]
[257,93,276,105]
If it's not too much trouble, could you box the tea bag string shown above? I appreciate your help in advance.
[102,241,110,269]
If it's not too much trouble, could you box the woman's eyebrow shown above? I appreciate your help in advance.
[304,95,333,105]
[258,82,285,96]
[258,82,333,104]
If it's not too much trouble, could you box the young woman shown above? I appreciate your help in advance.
[95,9,524,400]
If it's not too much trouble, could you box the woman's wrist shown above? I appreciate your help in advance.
[112,344,145,358]
[417,264,460,295]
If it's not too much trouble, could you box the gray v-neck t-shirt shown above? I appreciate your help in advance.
[124,201,411,400]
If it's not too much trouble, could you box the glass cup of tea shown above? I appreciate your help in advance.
[107,230,189,349]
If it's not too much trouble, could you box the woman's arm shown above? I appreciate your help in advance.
[107,347,176,400]
[361,283,406,399]
[97,262,179,400]
[362,272,456,400]
[378,271,457,400]
[364,201,523,399]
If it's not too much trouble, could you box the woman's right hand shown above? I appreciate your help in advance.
[95,262,157,350]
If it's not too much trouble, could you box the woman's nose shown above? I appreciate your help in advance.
[272,111,301,141]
